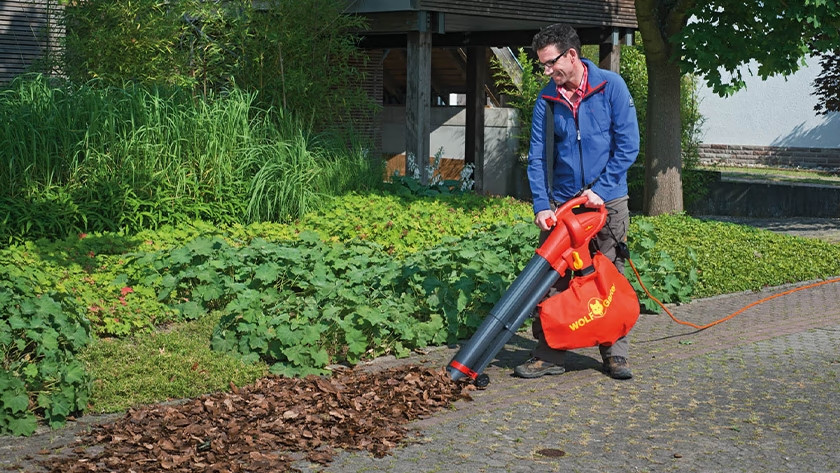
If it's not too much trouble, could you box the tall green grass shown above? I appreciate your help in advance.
[0,75,384,242]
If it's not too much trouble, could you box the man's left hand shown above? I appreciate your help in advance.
[581,189,604,208]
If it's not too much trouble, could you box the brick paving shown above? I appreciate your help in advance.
[299,278,840,473]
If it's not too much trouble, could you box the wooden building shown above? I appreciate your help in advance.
[0,0,61,83]
[345,0,637,190]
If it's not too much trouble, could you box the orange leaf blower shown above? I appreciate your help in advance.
[446,196,640,386]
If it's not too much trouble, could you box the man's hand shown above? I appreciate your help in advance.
[581,189,604,208]
[534,209,556,231]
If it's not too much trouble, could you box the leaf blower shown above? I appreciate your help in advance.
[446,195,640,386]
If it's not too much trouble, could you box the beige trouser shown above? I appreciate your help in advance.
[530,195,631,364]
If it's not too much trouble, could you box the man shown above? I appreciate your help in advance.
[515,23,640,380]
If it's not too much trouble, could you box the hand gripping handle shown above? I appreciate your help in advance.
[544,195,590,228]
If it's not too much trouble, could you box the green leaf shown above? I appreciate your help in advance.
[175,301,204,320]
[309,348,330,367]
[22,364,38,378]
[7,315,26,330]
[36,392,52,409]
[456,290,468,312]
[344,326,368,357]
[253,263,281,284]
[48,395,71,417]
[7,414,38,436]
[2,392,30,414]
[63,364,87,385]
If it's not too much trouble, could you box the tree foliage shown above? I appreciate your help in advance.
[619,35,704,170]
[813,50,840,115]
[679,1,840,97]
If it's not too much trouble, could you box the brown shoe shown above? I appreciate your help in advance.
[603,356,633,379]
[514,357,565,378]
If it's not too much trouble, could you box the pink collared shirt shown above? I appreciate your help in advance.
[558,63,588,118]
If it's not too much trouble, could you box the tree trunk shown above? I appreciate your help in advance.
[643,57,684,215]
[635,0,692,215]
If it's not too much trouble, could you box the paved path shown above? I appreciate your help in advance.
[302,278,840,473]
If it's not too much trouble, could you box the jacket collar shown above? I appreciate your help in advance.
[541,58,608,102]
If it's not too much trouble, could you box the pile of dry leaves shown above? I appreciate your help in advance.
[40,365,473,472]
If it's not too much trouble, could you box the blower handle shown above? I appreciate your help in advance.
[544,195,590,228]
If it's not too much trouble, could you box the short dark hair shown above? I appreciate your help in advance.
[531,23,581,56]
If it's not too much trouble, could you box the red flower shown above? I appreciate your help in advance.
[121,286,134,296]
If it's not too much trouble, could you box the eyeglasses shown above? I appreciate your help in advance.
[540,49,570,69]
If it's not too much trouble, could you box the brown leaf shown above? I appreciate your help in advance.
[39,365,469,473]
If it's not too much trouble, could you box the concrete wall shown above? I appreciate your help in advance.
[688,178,840,218]
[381,106,529,198]
[696,55,840,167]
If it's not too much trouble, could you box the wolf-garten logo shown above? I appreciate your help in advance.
[568,284,616,331]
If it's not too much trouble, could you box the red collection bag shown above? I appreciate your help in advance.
[538,253,640,350]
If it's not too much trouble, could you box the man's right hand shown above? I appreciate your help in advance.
[534,209,556,232]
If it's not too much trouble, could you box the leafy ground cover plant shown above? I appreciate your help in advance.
[5,192,840,433]
[297,192,535,256]
[134,223,536,377]
[626,219,699,313]
[630,213,840,298]
[0,264,92,436]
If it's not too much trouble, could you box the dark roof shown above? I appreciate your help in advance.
[347,0,637,47]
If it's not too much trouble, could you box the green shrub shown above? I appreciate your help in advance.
[57,0,375,134]
[491,47,547,160]
[0,268,92,436]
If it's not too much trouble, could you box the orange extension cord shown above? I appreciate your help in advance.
[626,258,840,331]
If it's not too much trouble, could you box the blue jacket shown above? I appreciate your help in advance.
[526,58,639,214]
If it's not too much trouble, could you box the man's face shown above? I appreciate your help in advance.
[537,44,574,88]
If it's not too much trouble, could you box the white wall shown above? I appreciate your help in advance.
[697,55,840,148]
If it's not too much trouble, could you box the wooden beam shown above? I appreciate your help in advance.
[491,46,522,89]
[483,48,501,107]
[465,46,486,192]
[406,31,432,184]
[598,28,620,73]
[356,27,622,49]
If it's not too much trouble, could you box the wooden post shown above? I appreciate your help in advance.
[466,46,486,193]
[406,30,432,184]
[598,28,620,73]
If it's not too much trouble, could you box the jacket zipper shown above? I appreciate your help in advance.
[575,116,585,189]
[575,81,606,190]
[546,78,607,194]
